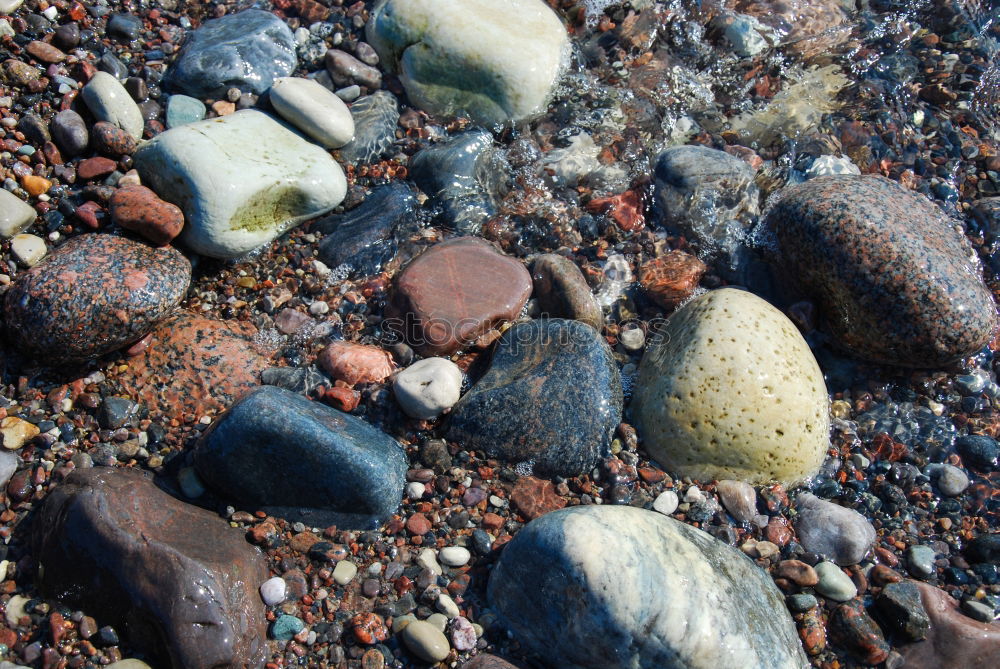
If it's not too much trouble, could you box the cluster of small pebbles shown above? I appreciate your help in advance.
[0,1,997,669]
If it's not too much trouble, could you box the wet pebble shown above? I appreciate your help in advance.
[906,545,937,579]
[400,619,450,663]
[439,546,471,567]
[794,493,876,565]
[259,577,286,606]
[815,562,857,601]
[110,185,185,246]
[82,72,144,141]
[393,358,463,420]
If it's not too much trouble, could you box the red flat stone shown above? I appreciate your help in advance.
[638,250,707,310]
[317,341,394,386]
[510,476,566,521]
[390,237,532,356]
[110,184,184,246]
[77,156,118,181]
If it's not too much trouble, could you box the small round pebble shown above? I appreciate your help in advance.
[10,233,46,266]
[406,481,426,500]
[393,357,464,420]
[260,576,287,606]
[401,620,451,663]
[333,560,358,585]
[906,545,937,579]
[653,490,679,515]
[933,463,970,497]
[815,562,857,602]
[786,593,819,613]
[450,616,477,652]
[439,546,471,567]
[436,593,460,619]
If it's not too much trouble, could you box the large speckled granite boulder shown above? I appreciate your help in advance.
[367,0,569,125]
[195,386,407,528]
[135,110,346,259]
[765,175,996,367]
[631,288,829,485]
[33,467,269,669]
[3,234,190,364]
[488,505,808,669]
[447,319,621,477]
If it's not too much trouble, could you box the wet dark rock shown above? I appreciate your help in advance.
[260,366,329,398]
[97,397,137,430]
[108,13,143,41]
[163,9,297,98]
[447,319,622,477]
[49,110,89,157]
[194,386,407,528]
[33,467,269,669]
[409,130,508,235]
[314,182,417,277]
[99,52,129,80]
[955,434,998,471]
[337,91,399,164]
[53,23,80,50]
[17,113,49,146]
[965,533,1000,565]
[488,506,807,668]
[875,581,931,641]
[530,254,603,330]
[764,175,997,366]
[3,234,191,364]
[828,599,891,665]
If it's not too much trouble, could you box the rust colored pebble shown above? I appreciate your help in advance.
[77,156,118,180]
[110,184,184,246]
[74,201,104,228]
[638,250,707,310]
[482,512,504,532]
[21,174,51,197]
[828,599,890,665]
[317,340,395,386]
[510,476,567,521]
[350,613,388,645]
[775,559,819,587]
[797,608,827,656]
[870,564,903,586]
[26,40,66,64]
[0,627,16,648]
[874,546,899,567]
[323,386,360,412]
[42,141,63,165]
[637,467,666,483]
[91,121,138,156]
[406,513,431,536]
[765,517,793,547]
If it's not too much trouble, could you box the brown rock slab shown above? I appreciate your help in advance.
[390,237,532,356]
[77,156,118,181]
[110,185,185,246]
[531,253,602,330]
[510,476,566,521]
[317,340,394,386]
[26,41,66,64]
[114,311,269,418]
[897,582,1000,669]
[33,467,269,669]
[638,250,707,310]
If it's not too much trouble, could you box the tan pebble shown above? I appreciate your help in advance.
[0,416,40,450]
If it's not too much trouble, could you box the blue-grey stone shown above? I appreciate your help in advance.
[337,91,399,164]
[488,506,808,669]
[446,319,621,477]
[194,386,407,528]
[410,129,509,235]
[314,181,418,276]
[165,94,206,128]
[163,9,297,98]
[955,434,999,471]
[108,13,143,41]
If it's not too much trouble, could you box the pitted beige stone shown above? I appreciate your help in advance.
[632,288,829,484]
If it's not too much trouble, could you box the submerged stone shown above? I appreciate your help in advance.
[337,91,399,164]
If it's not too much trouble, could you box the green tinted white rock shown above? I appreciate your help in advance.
[631,288,829,484]
[366,0,569,125]
[134,110,347,258]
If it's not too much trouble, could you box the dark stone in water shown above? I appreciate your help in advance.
[337,91,399,164]
[3,234,191,364]
[33,467,269,669]
[163,9,297,98]
[194,386,407,528]
[409,129,508,235]
[965,533,1000,565]
[875,580,930,641]
[261,365,330,399]
[314,181,417,276]
[765,175,997,367]
[447,319,621,477]
[955,434,998,471]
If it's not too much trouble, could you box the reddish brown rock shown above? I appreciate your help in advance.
[351,613,388,645]
[390,237,532,356]
[639,250,707,310]
[114,312,270,418]
[76,156,118,180]
[406,513,431,536]
[828,599,890,665]
[75,200,105,228]
[585,189,646,232]
[897,583,1000,669]
[317,341,395,386]
[510,476,566,521]
[92,121,138,156]
[110,184,185,246]
[797,608,826,656]
[26,41,66,64]
[33,467,269,669]
[775,559,819,587]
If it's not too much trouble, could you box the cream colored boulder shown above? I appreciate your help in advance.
[631,288,829,484]
[366,0,568,125]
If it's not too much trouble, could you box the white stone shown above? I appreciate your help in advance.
[542,133,600,187]
[0,450,16,489]
[806,154,860,178]
[406,481,426,500]
[436,593,460,619]
[134,110,347,259]
[652,490,678,515]
[416,547,443,575]
[722,13,772,57]
[269,77,355,149]
[439,546,471,567]
[333,560,358,585]
[393,357,464,419]
[632,288,829,485]
[0,189,36,238]
[4,594,28,627]
[11,233,46,266]
[0,1,24,15]
[81,72,144,140]
[260,576,287,606]
[401,619,450,663]
[426,613,449,631]
[367,0,569,125]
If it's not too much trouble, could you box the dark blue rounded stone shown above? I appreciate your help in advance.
[194,386,407,529]
[446,318,622,477]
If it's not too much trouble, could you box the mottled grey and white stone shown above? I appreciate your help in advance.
[906,545,938,580]
[488,506,808,669]
[81,72,144,141]
[814,561,857,602]
[930,463,970,497]
[794,493,876,566]
[134,110,346,258]
[163,9,297,98]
